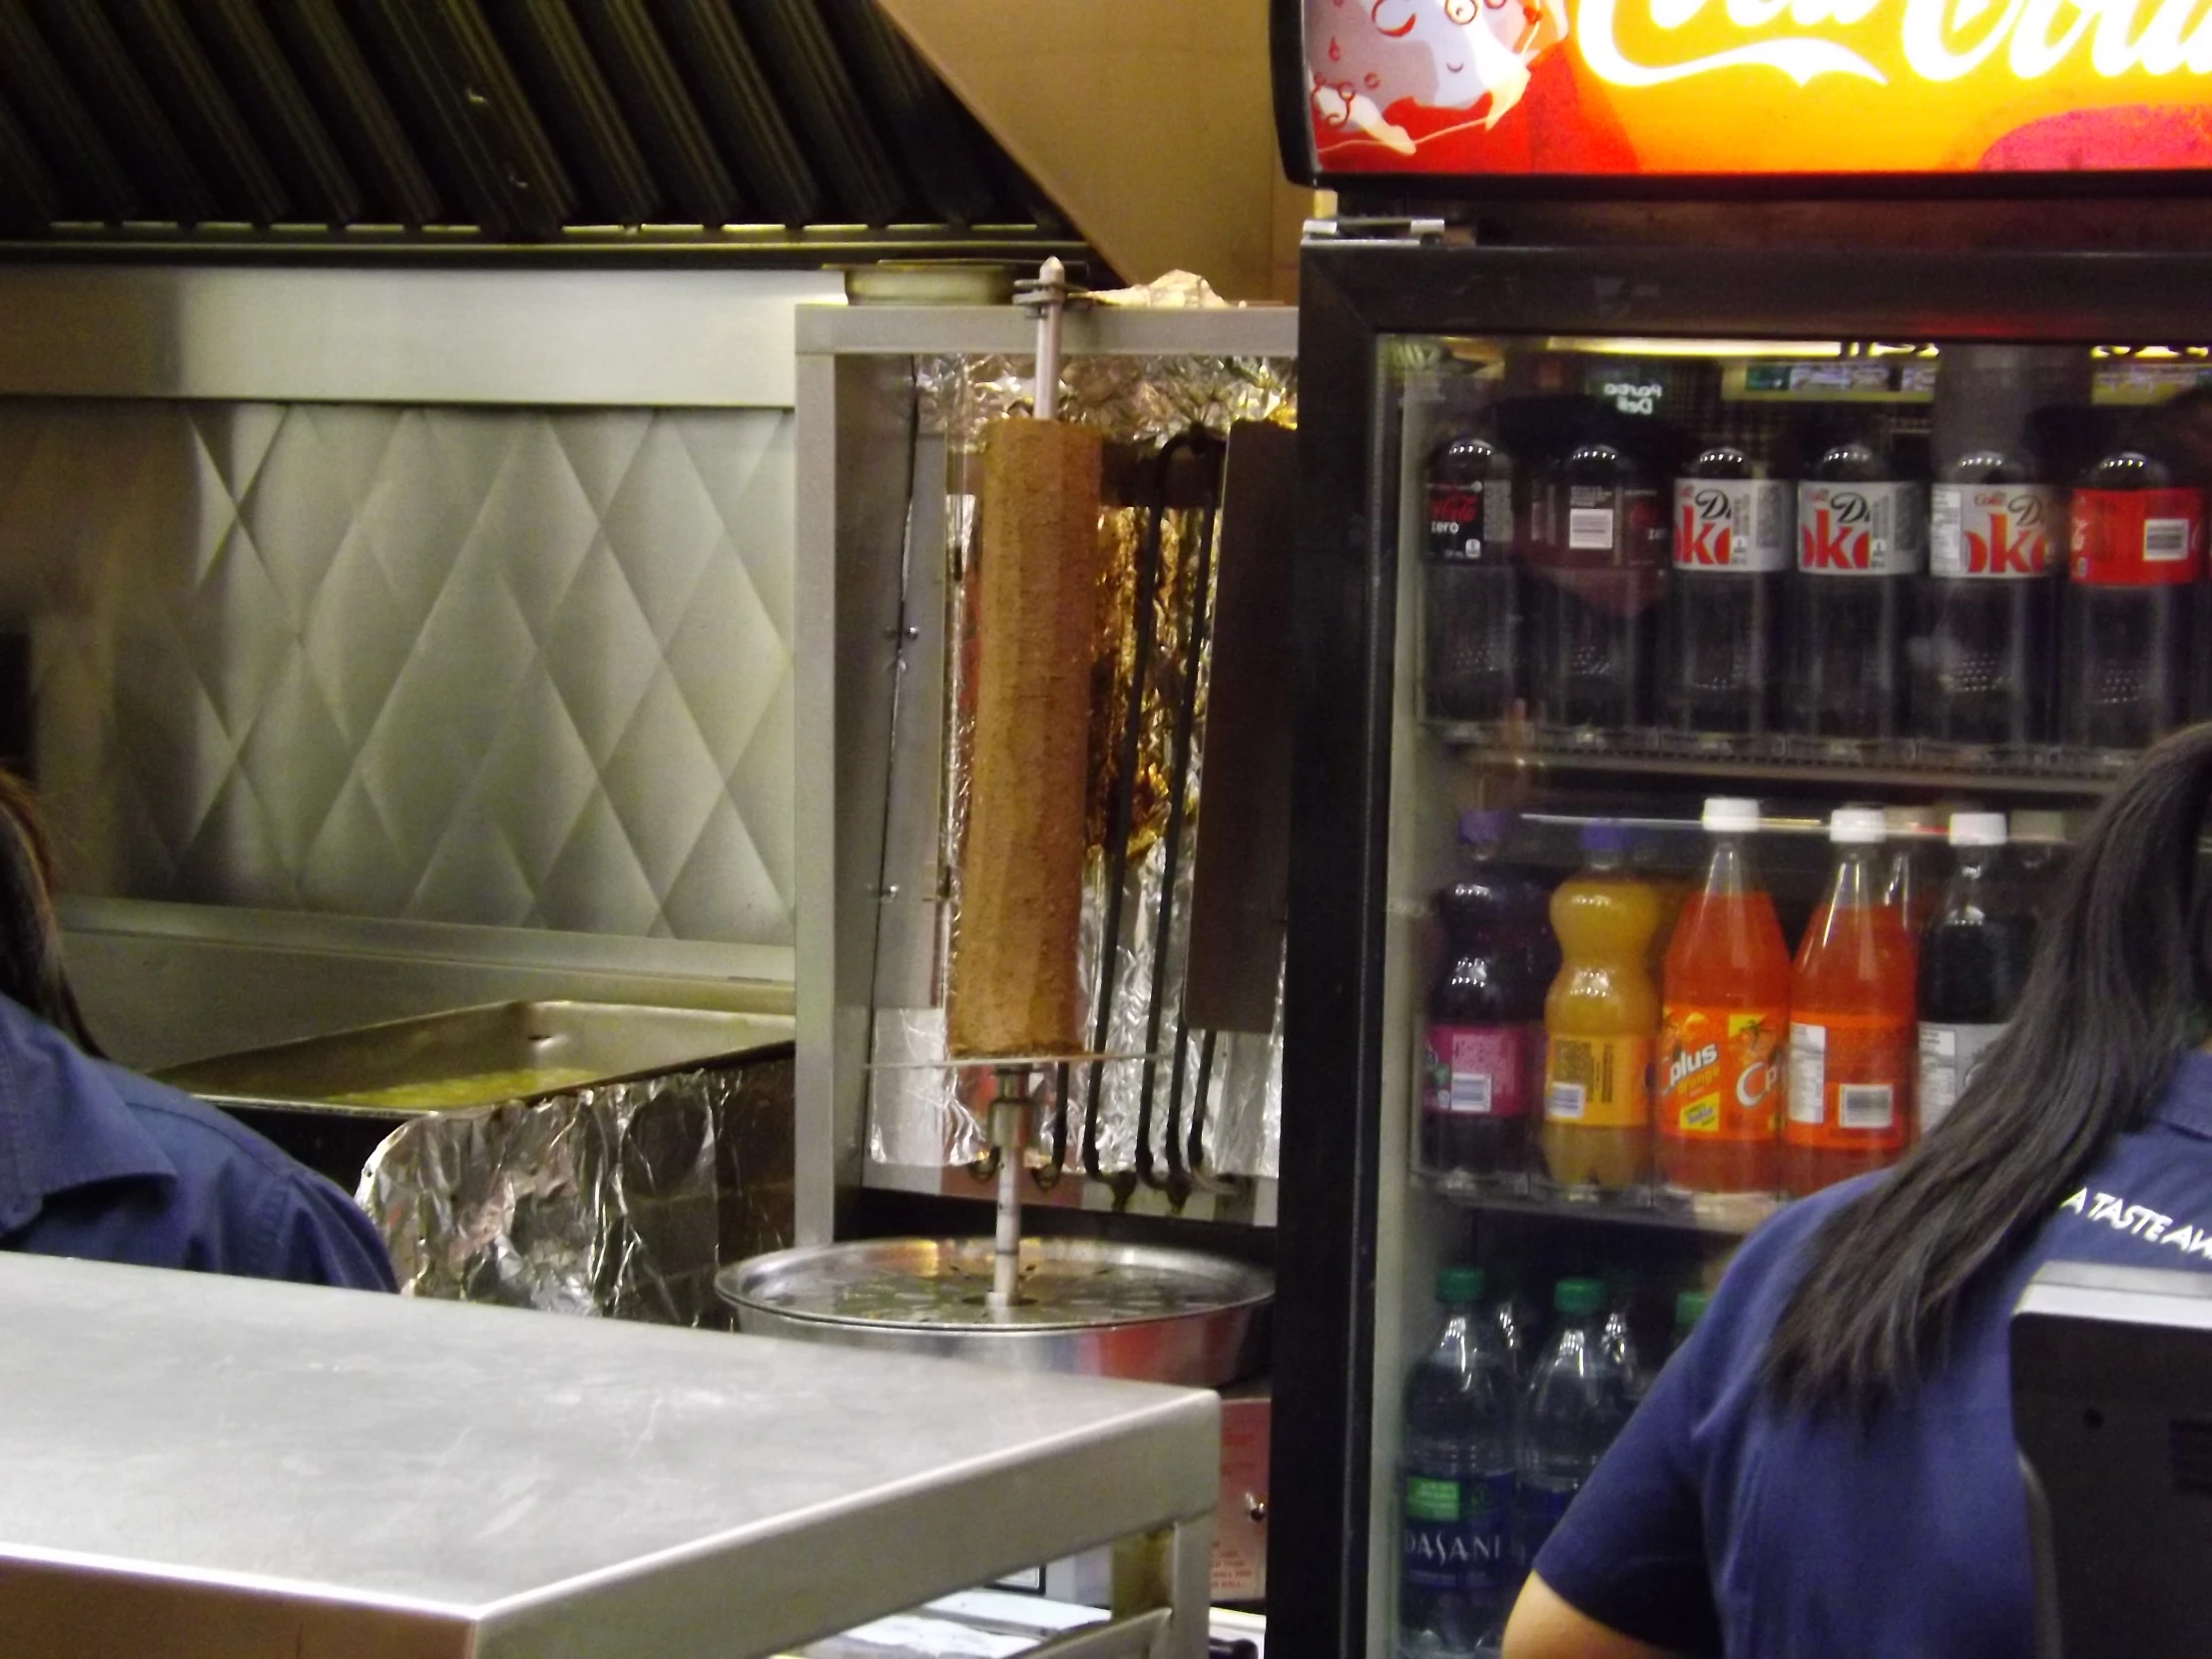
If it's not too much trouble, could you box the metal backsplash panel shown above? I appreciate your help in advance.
[0,400,795,947]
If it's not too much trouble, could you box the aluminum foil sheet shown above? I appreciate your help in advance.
[360,1055,793,1329]
[864,351,1293,1190]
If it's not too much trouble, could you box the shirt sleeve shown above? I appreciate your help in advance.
[260,1170,399,1293]
[1531,1329,1723,1656]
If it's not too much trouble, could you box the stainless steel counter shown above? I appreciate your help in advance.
[0,1253,1218,1659]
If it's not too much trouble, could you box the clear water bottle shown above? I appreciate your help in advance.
[1516,1278,1637,1575]
[1400,1266,1519,1659]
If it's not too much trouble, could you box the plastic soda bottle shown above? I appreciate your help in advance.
[1542,822,1661,1192]
[1529,426,1669,731]
[1663,439,1791,736]
[2062,420,2206,750]
[1783,807,1918,1198]
[1424,424,1523,724]
[1791,419,1926,741]
[1398,1267,1519,1659]
[1657,798,1790,1197]
[1516,1279,1637,1575]
[1918,813,2036,1138]
[1420,811,1556,1182]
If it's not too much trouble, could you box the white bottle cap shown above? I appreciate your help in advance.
[1830,806,1889,845]
[1948,812,2008,847]
[1701,798,1762,834]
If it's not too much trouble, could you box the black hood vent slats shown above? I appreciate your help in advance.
[272,0,444,229]
[650,0,821,227]
[195,0,365,227]
[0,0,1075,256]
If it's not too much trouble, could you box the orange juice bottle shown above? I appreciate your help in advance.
[1542,822,1660,1192]
[1783,806,1919,1198]
[1657,798,1790,1197]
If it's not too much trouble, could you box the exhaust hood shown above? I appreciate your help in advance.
[0,0,1085,265]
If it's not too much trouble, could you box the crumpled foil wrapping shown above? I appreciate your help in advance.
[359,1053,794,1328]
[863,351,1291,1188]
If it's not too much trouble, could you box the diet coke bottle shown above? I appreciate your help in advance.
[1424,423,1522,724]
[1530,419,1669,731]
[2062,419,2206,750]
[1790,418,1925,742]
[1663,438,1791,736]
[1916,452,2061,747]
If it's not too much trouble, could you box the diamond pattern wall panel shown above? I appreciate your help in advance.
[0,400,795,947]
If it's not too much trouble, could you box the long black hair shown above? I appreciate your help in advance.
[1765,723,2212,1416]
[0,770,101,1054]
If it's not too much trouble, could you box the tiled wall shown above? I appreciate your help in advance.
[0,399,796,947]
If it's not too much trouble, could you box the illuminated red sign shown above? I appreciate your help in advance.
[1301,0,2212,176]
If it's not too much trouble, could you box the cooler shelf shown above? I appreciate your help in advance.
[1416,1168,1786,1237]
[1428,722,2132,798]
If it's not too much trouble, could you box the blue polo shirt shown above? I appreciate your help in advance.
[1536,1047,2212,1659]
[0,995,394,1291]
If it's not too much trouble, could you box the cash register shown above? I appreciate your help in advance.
[2013,1260,2212,1659]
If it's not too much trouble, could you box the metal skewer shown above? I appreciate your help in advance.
[988,1071,1028,1313]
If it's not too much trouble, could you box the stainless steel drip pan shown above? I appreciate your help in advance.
[719,1238,1272,1387]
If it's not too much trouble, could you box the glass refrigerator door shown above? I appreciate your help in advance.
[1361,324,2210,1656]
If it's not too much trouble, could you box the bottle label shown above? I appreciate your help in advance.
[1784,1016,1914,1151]
[1673,479,1791,573]
[1543,1035,1652,1128]
[1918,1021,2006,1135]
[2070,487,2207,587]
[1422,1024,1531,1119]
[1797,481,1926,577]
[1401,1468,1515,1597]
[1657,1004,1787,1142]
[1930,484,2060,579]
[1426,479,1512,566]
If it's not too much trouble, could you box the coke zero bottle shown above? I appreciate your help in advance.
[1791,419,1925,742]
[1530,424,1669,731]
[1663,439,1790,736]
[1424,425,1521,724]
[2062,419,2206,750]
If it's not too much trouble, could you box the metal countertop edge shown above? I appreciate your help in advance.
[470,1389,1222,1656]
[0,1539,476,1624]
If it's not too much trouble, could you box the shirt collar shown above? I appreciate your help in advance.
[0,994,174,1236]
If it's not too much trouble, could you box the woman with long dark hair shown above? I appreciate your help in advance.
[1502,725,2212,1659]
[0,772,393,1290]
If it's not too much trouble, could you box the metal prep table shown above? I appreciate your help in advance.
[0,1252,1219,1659]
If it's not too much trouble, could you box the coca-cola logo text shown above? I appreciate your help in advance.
[1964,490,2051,574]
[1802,491,1873,570]
[1576,0,2212,91]
[1679,487,1737,564]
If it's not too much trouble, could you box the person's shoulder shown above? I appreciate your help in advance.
[95,1061,321,1192]
[94,1062,396,1290]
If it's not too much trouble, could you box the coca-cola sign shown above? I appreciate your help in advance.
[1298,0,2212,176]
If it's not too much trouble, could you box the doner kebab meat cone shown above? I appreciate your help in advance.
[946,415,1105,1060]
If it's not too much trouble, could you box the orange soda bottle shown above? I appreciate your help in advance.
[1783,806,1918,1198]
[1542,821,1660,1192]
[1657,798,1790,1196]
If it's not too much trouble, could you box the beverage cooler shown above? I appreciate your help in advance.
[1263,2,2212,1655]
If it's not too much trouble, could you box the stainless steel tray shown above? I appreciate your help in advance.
[158,999,794,1114]
[719,1238,1272,1387]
